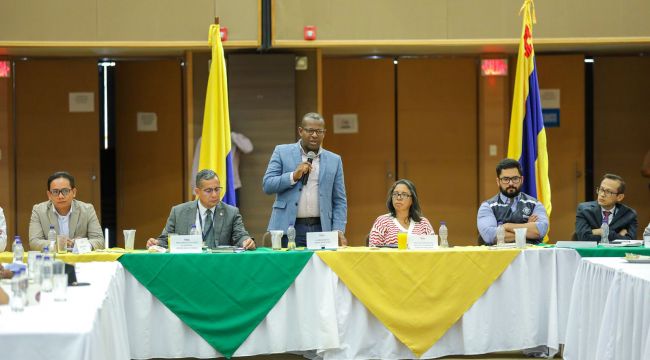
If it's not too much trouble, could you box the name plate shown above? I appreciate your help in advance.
[169,234,202,253]
[306,231,339,250]
[73,238,93,254]
[407,234,438,250]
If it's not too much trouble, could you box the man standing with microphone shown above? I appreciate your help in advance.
[263,112,348,247]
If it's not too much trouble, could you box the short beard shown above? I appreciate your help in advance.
[500,186,521,199]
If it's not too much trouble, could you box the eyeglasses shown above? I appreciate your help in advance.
[596,187,618,197]
[392,192,412,200]
[499,176,522,185]
[201,187,223,195]
[302,128,326,136]
[50,188,72,196]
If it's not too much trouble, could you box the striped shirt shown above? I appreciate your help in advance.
[369,214,435,247]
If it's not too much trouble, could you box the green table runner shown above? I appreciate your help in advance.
[119,248,313,358]
[572,245,650,257]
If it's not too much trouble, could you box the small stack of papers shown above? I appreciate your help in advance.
[555,241,597,248]
[602,240,643,247]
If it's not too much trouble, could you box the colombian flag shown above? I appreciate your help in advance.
[507,0,552,235]
[199,24,236,206]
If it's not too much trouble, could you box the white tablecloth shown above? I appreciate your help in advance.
[125,254,341,359]
[0,262,130,360]
[564,257,650,360]
[124,247,582,359]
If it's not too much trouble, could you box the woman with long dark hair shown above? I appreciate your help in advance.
[368,179,434,247]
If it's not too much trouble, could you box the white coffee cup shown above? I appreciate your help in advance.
[644,235,650,249]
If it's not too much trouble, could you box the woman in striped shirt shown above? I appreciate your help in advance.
[368,179,434,247]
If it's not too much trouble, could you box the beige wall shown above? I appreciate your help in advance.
[0,0,259,44]
[274,0,650,41]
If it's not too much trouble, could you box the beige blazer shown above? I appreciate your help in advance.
[29,199,104,251]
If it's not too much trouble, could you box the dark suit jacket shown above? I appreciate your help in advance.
[575,201,638,242]
[157,200,251,248]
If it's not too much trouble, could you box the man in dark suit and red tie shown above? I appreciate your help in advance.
[575,173,638,242]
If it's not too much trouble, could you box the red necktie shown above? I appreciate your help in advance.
[603,210,611,223]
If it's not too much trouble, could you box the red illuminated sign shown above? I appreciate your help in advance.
[0,61,10,78]
[481,59,508,76]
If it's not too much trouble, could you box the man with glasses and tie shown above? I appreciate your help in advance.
[29,171,105,250]
[477,159,549,245]
[263,112,348,247]
[575,173,637,242]
[146,169,256,250]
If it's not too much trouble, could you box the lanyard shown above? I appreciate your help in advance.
[197,204,214,241]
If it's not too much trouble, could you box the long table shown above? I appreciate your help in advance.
[564,257,650,360]
[1,246,645,359]
[122,247,581,359]
[0,262,130,360]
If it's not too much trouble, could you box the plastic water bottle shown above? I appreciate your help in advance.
[643,222,650,248]
[600,221,609,244]
[33,254,43,284]
[41,255,53,292]
[19,268,29,306]
[13,236,24,264]
[287,224,296,250]
[47,225,57,251]
[10,270,25,312]
[190,224,204,249]
[496,222,505,246]
[439,222,449,248]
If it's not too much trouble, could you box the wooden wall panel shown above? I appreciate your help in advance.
[15,59,100,251]
[227,54,296,241]
[397,58,478,245]
[322,58,396,245]
[0,68,15,246]
[594,56,650,236]
[535,55,586,241]
[115,60,183,248]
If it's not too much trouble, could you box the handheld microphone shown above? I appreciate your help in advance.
[301,151,317,185]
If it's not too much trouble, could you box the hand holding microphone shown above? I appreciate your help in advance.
[301,151,317,185]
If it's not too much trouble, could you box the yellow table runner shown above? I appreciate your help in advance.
[317,247,521,357]
[0,249,129,264]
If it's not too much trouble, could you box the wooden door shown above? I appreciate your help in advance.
[114,60,183,248]
[15,59,101,251]
[594,56,650,235]
[323,58,396,245]
[535,55,586,241]
[397,58,478,245]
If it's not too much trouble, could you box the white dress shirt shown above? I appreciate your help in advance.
[290,142,322,218]
[53,205,73,237]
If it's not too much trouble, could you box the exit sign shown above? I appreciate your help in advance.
[0,61,10,78]
[481,59,508,76]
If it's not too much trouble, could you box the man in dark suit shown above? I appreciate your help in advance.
[146,169,256,250]
[575,173,638,242]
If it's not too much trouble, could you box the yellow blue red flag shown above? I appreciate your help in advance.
[507,0,552,232]
[199,24,236,205]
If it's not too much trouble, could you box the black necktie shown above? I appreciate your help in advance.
[203,209,213,238]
